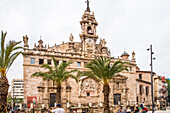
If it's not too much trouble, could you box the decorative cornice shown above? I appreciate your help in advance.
[136,71,156,74]
[136,79,151,84]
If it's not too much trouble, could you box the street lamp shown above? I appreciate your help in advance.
[147,45,155,113]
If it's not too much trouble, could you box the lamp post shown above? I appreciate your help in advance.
[147,45,155,113]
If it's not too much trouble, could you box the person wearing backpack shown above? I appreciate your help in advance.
[142,105,148,113]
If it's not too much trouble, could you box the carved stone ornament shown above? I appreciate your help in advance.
[79,78,99,97]
[82,78,96,91]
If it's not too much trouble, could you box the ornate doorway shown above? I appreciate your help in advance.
[50,93,56,107]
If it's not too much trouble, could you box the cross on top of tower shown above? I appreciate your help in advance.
[40,33,42,40]
[85,0,90,12]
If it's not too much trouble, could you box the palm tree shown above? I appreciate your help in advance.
[31,57,77,105]
[78,56,127,113]
[0,31,24,112]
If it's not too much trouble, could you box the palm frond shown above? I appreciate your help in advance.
[0,31,7,68]
[0,31,23,76]
[31,58,77,87]
[31,72,53,80]
[82,56,127,85]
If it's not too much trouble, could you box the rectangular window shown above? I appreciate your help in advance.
[47,59,51,65]
[139,85,143,94]
[77,62,81,67]
[139,74,142,79]
[39,59,44,65]
[30,58,35,64]
[87,92,90,96]
[146,86,149,95]
[129,67,132,71]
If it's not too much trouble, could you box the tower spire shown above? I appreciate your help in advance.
[85,0,90,12]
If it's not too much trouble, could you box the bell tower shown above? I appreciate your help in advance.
[80,0,98,56]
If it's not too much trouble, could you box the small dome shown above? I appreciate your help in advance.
[121,51,129,56]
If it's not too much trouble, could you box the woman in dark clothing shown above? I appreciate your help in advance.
[134,106,139,113]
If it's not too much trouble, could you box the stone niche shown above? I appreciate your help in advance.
[79,77,99,97]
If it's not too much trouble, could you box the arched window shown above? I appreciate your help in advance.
[87,26,92,34]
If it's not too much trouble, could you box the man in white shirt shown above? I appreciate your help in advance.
[50,104,65,113]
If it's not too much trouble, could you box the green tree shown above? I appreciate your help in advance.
[0,31,24,112]
[32,57,77,105]
[7,96,23,107]
[78,57,127,113]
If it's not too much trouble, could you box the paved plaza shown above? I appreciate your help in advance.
[148,110,170,113]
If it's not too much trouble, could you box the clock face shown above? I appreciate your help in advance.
[86,38,94,44]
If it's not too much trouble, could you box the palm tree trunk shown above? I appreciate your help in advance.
[103,84,110,113]
[0,76,10,112]
[56,86,61,105]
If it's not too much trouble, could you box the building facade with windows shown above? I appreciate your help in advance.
[23,2,152,112]
[154,75,167,108]
[11,79,24,99]
[135,71,152,105]
[11,79,24,108]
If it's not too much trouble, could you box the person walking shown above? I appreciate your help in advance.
[50,104,65,113]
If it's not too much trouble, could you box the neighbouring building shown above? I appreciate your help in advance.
[23,2,152,112]
[165,79,169,106]
[11,79,24,99]
[135,71,152,105]
[167,78,170,106]
[11,79,24,108]
[153,75,167,108]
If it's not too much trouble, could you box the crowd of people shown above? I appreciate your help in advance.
[117,102,168,113]
[118,104,148,113]
[6,103,167,113]
[7,105,30,113]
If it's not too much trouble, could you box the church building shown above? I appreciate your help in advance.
[23,1,152,112]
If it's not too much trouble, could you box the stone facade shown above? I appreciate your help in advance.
[23,3,152,112]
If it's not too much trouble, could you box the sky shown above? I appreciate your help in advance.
[0,0,170,89]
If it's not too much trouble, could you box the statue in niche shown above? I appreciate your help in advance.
[69,34,74,43]
[23,35,28,45]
